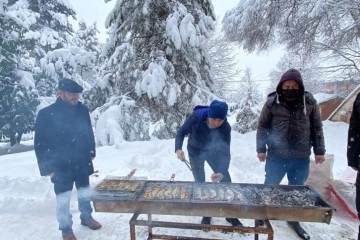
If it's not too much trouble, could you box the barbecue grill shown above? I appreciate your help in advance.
[92,177,333,240]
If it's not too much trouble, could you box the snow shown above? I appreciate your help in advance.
[0,120,358,240]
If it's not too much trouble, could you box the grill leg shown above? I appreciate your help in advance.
[130,213,139,240]
[148,214,153,237]
[254,219,274,240]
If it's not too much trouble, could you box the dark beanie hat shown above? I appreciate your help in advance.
[208,100,228,119]
[58,78,83,93]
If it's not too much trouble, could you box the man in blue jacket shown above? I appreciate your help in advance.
[175,100,242,227]
[34,79,101,240]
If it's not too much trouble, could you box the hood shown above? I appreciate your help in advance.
[276,68,305,96]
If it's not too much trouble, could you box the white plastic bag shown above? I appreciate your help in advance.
[305,153,334,201]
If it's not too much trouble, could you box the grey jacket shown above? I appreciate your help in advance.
[256,91,325,160]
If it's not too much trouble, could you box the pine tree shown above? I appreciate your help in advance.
[26,0,79,96]
[232,68,262,134]
[97,0,216,143]
[73,21,107,111]
[0,0,40,145]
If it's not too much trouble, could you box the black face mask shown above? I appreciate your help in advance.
[282,89,301,99]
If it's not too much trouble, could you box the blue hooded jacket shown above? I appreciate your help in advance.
[175,106,231,174]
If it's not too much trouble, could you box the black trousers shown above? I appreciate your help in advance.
[356,172,360,240]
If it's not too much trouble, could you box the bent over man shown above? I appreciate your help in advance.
[175,100,242,227]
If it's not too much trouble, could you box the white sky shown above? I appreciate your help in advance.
[0,120,357,239]
[69,0,283,91]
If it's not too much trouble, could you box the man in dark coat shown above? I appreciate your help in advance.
[175,100,242,227]
[256,68,326,240]
[34,79,101,240]
[347,92,360,240]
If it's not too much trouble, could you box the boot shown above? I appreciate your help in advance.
[287,221,310,240]
[225,218,243,227]
[256,219,265,226]
[62,231,77,240]
[201,217,211,225]
[81,218,102,230]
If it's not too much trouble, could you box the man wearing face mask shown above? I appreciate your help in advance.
[256,68,325,240]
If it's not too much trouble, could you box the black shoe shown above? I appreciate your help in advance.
[256,219,265,226]
[201,217,211,225]
[225,218,243,227]
[287,221,310,240]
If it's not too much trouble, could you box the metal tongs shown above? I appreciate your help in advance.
[170,173,175,182]
[182,159,192,171]
[122,168,137,180]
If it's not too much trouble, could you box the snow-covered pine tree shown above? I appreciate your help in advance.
[97,0,216,144]
[25,0,98,96]
[0,0,40,145]
[73,21,107,111]
[232,68,262,134]
[24,0,76,95]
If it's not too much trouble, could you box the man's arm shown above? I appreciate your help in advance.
[34,109,54,176]
[216,122,231,175]
[175,115,197,152]
[310,102,326,157]
[84,106,96,159]
[256,103,271,157]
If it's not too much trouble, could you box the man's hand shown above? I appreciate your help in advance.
[257,152,266,162]
[314,155,325,164]
[176,149,185,161]
[211,173,223,182]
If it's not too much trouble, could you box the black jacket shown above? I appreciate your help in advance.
[175,106,231,173]
[257,91,325,160]
[347,92,360,169]
[34,98,96,176]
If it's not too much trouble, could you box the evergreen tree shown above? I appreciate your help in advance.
[26,0,78,96]
[97,0,216,143]
[232,68,262,134]
[73,21,107,111]
[0,0,40,145]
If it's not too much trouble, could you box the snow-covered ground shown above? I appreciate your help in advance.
[0,120,358,240]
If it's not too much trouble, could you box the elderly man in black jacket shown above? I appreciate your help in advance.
[256,69,326,240]
[34,79,101,240]
[175,100,242,227]
[347,92,360,240]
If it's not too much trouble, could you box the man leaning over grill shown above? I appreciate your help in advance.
[175,100,243,227]
[256,68,326,240]
[34,79,101,240]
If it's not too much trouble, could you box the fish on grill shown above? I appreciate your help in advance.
[96,179,143,192]
[142,183,190,200]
